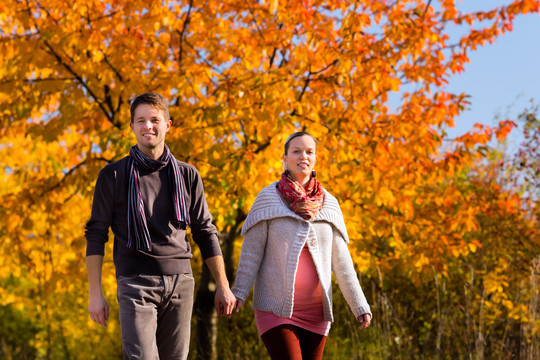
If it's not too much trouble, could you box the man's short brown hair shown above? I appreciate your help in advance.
[130,93,170,123]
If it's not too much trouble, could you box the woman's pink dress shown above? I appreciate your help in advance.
[254,244,331,336]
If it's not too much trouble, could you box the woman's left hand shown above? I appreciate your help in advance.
[235,298,244,312]
[357,313,372,330]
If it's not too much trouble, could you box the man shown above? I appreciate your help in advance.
[85,92,235,359]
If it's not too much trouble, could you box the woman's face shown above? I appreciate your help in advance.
[283,135,317,186]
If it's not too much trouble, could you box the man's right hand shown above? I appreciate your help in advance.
[86,255,108,327]
[88,294,109,327]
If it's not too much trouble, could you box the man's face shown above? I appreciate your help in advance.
[130,103,171,158]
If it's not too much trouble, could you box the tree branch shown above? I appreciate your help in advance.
[41,39,121,128]
[23,0,122,129]
[177,0,193,68]
[36,156,112,198]
[104,54,125,83]
[423,0,433,18]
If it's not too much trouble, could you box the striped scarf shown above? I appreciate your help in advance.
[127,145,190,251]
[278,170,325,220]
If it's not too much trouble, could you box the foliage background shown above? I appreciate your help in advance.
[1,0,539,359]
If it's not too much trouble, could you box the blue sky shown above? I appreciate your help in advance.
[444,1,540,149]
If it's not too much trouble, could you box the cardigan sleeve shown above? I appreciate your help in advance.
[331,230,372,318]
[232,220,268,301]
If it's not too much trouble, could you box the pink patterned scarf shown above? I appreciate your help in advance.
[278,171,325,220]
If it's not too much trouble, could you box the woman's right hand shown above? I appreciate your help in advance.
[235,298,244,312]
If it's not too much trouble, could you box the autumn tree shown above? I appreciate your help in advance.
[1,0,539,359]
[503,101,540,201]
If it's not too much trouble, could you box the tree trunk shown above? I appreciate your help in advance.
[224,211,246,281]
[195,263,217,360]
[194,209,245,360]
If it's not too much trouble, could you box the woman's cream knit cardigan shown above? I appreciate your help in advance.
[232,182,371,322]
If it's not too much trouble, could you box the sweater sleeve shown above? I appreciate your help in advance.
[85,167,114,256]
[187,167,222,260]
[331,230,371,318]
[232,220,268,301]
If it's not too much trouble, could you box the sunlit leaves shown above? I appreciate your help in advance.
[1,0,539,357]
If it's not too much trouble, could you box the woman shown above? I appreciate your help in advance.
[232,131,372,360]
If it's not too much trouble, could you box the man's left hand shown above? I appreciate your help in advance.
[204,255,236,317]
[214,285,236,318]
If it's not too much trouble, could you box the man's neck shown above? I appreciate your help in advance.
[138,144,165,160]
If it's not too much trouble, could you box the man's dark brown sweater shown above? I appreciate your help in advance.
[85,156,221,277]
